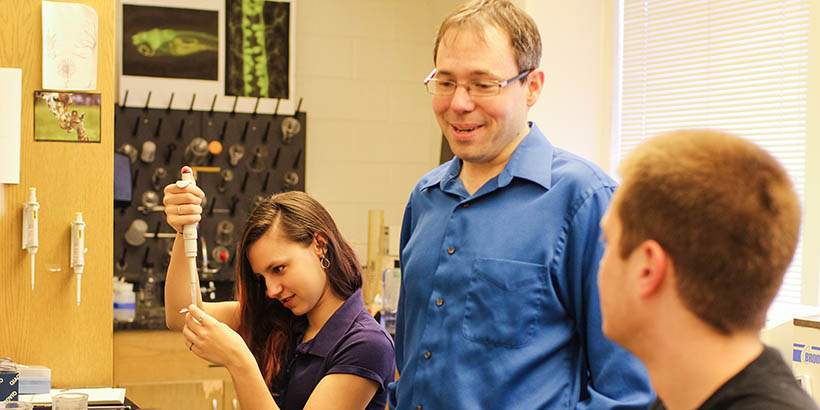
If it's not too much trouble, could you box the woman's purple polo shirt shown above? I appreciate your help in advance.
[276,289,396,410]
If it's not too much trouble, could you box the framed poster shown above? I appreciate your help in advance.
[225,0,293,101]
[122,4,218,80]
[118,0,224,111]
[117,0,297,115]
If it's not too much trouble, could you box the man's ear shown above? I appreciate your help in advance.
[526,68,545,107]
[637,239,669,298]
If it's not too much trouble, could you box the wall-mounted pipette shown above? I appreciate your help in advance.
[176,169,199,306]
[22,188,39,290]
[71,212,86,306]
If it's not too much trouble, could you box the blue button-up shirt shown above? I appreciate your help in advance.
[388,123,654,409]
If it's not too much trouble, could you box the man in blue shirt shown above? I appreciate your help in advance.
[387,1,654,409]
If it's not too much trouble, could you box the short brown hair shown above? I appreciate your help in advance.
[434,0,542,74]
[616,129,801,334]
[234,191,362,389]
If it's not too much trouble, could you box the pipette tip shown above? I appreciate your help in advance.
[77,274,82,306]
[31,254,35,291]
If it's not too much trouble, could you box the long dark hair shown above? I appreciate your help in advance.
[234,191,362,389]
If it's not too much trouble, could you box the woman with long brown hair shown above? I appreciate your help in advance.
[162,166,395,410]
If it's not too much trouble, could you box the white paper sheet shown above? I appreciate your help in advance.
[0,67,22,184]
[42,1,98,91]
[20,387,126,405]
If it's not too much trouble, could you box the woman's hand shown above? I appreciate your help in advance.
[162,166,205,233]
[181,304,255,370]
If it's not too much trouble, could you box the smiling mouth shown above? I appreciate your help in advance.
[280,295,294,304]
[452,124,481,133]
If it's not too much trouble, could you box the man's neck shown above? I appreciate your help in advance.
[459,124,530,195]
[460,159,507,195]
[640,319,763,410]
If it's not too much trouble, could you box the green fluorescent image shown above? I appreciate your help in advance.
[226,0,289,98]
[132,28,218,57]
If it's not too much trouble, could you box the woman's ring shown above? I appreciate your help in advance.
[178,205,183,215]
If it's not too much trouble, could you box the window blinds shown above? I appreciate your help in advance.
[618,0,809,304]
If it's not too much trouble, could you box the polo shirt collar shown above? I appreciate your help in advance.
[296,289,366,358]
[421,122,553,192]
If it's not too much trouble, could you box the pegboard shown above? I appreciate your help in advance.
[113,103,307,299]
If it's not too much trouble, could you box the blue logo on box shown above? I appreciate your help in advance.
[793,343,820,364]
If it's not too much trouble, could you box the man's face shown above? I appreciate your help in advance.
[597,199,637,345]
[432,26,533,167]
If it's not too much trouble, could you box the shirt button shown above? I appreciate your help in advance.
[424,351,432,359]
[416,406,423,410]
[436,298,443,307]
[447,247,455,255]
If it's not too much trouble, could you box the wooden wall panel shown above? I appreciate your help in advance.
[0,0,114,387]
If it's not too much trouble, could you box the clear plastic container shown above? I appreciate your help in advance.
[381,261,401,335]
[113,278,136,323]
[17,365,50,394]
[52,392,88,410]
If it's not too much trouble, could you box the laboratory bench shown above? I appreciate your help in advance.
[30,397,141,409]
[114,329,240,410]
[112,301,390,409]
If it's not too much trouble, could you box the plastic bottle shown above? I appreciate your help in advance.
[381,260,401,335]
[139,263,162,314]
[113,278,136,323]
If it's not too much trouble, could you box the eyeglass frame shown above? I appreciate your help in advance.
[422,68,533,97]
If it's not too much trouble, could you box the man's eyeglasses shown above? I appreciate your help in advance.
[423,68,532,97]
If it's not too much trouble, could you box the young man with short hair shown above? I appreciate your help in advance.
[598,129,818,409]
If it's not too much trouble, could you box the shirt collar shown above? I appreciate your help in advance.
[500,122,553,190]
[420,156,462,191]
[296,289,366,358]
[421,122,553,192]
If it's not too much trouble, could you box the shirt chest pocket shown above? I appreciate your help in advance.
[461,258,548,348]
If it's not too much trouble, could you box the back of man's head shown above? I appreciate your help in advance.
[434,0,541,73]
[616,129,801,334]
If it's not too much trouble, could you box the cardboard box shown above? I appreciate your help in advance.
[792,315,820,399]
[0,367,20,402]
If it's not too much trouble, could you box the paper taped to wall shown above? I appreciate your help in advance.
[0,67,21,184]
[42,1,98,90]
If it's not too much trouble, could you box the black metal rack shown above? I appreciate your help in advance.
[113,95,307,301]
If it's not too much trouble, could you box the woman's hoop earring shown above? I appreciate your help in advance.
[320,255,330,269]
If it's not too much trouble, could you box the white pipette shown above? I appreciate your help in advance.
[22,188,39,291]
[71,212,86,306]
[176,169,199,306]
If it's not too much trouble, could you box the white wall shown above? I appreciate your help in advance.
[296,0,462,259]
[297,0,617,259]
[524,0,616,172]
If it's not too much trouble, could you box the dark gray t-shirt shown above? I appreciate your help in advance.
[651,345,819,410]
